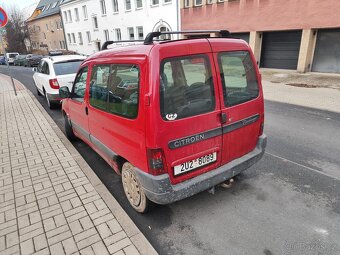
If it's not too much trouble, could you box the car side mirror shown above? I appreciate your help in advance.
[32,67,37,72]
[59,86,71,99]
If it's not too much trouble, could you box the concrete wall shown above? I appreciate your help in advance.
[61,0,179,56]
[27,14,66,54]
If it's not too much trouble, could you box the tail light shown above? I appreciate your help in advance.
[259,122,264,136]
[49,79,60,89]
[147,148,166,176]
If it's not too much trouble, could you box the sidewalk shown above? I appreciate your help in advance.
[261,69,340,113]
[0,74,157,255]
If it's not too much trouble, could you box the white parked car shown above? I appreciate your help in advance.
[33,55,86,108]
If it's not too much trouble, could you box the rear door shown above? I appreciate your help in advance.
[211,40,264,165]
[151,40,223,185]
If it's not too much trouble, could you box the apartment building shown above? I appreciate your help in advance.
[181,0,340,74]
[60,0,179,55]
[27,0,67,54]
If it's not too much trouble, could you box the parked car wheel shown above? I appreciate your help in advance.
[45,92,55,109]
[122,162,152,213]
[64,114,76,140]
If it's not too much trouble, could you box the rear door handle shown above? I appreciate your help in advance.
[221,112,227,124]
[85,106,88,115]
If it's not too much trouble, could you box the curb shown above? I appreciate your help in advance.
[7,75,158,255]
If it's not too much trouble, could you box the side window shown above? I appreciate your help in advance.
[218,51,259,107]
[89,64,140,119]
[72,67,88,101]
[160,55,215,120]
[107,64,139,118]
[42,62,50,75]
[89,65,110,110]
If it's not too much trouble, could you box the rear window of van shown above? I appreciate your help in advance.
[160,55,215,121]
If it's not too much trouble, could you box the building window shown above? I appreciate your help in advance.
[217,0,224,2]
[59,41,63,48]
[56,20,59,29]
[82,5,88,19]
[68,10,72,22]
[63,11,68,23]
[125,0,131,11]
[207,0,213,4]
[78,32,83,45]
[159,26,170,40]
[194,0,202,6]
[71,33,76,44]
[128,27,134,40]
[104,29,110,41]
[152,0,159,5]
[43,32,46,39]
[115,28,121,41]
[67,33,71,44]
[93,16,99,30]
[136,0,142,9]
[137,26,143,39]
[112,0,119,12]
[46,24,49,30]
[75,8,79,21]
[164,0,171,3]
[100,0,107,15]
[86,31,91,43]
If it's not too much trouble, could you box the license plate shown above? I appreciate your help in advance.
[174,152,217,176]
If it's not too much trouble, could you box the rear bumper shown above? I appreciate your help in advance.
[135,134,267,205]
[46,93,62,102]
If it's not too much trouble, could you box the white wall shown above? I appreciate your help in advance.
[60,0,179,56]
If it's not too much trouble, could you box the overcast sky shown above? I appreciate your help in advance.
[2,0,38,10]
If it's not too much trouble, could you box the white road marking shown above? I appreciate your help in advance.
[265,152,340,181]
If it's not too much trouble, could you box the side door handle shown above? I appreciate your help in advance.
[221,112,227,124]
[85,106,88,115]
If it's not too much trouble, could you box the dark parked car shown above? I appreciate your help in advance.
[13,55,28,66]
[26,54,43,67]
[0,56,6,65]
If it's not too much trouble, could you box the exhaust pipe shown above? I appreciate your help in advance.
[220,178,234,189]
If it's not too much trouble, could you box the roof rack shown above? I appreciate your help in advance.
[143,30,230,45]
[101,40,145,50]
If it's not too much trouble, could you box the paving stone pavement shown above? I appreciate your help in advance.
[0,75,157,255]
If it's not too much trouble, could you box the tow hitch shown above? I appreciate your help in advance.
[220,178,234,189]
[207,178,235,194]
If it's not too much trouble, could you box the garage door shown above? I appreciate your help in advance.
[260,31,302,70]
[312,29,340,73]
[231,33,250,43]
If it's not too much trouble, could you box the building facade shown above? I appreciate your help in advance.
[181,0,340,73]
[27,0,67,54]
[60,0,179,55]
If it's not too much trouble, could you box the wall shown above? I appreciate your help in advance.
[181,0,340,32]
[27,14,66,54]
[61,0,179,56]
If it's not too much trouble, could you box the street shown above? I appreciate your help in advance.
[1,65,340,255]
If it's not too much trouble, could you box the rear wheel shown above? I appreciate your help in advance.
[122,162,152,213]
[64,114,76,140]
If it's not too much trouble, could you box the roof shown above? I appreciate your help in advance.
[42,55,87,63]
[32,0,64,20]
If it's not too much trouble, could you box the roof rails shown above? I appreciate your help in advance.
[101,40,145,50]
[144,30,230,45]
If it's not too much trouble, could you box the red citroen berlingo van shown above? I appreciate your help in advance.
[59,30,267,213]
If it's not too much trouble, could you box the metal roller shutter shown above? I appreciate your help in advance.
[260,31,302,70]
[312,29,340,73]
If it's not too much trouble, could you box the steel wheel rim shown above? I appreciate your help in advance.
[122,165,141,207]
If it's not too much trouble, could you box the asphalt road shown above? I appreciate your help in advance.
[1,65,340,255]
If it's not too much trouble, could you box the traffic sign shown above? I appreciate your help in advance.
[0,7,8,27]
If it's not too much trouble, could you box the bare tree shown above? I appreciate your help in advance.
[5,6,29,53]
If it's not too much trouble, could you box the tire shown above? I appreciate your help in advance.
[122,162,152,213]
[45,91,55,109]
[64,114,76,141]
